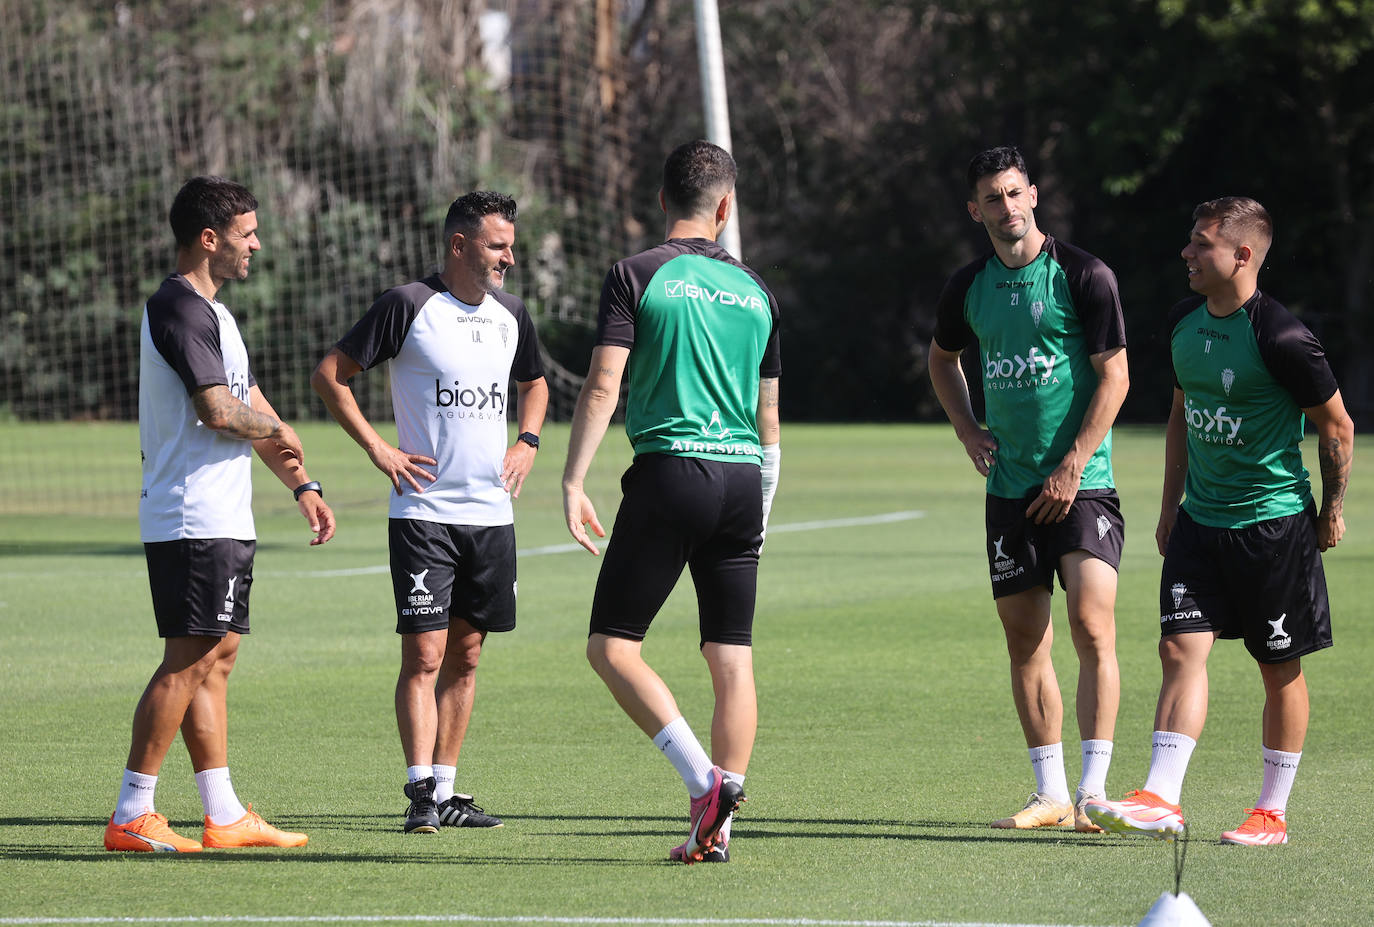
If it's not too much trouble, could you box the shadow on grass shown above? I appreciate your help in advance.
[1,812,1141,864]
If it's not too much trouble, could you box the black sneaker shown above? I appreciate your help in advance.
[701,841,730,862]
[437,793,503,828]
[403,777,440,834]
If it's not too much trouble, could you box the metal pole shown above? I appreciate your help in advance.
[693,0,741,258]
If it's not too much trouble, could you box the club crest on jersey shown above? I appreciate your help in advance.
[1030,300,1045,327]
[1221,367,1235,395]
[499,322,509,346]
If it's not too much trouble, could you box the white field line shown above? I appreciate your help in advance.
[276,511,926,579]
[0,916,1118,927]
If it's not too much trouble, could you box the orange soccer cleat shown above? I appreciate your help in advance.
[1220,808,1288,846]
[202,805,308,848]
[104,812,203,853]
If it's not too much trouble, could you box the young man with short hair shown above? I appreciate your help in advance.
[108,175,334,853]
[562,140,782,863]
[1085,196,1353,846]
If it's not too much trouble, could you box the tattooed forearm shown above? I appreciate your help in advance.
[1318,435,1350,513]
[193,386,281,440]
[759,377,779,409]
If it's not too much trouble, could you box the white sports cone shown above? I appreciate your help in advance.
[1138,891,1212,926]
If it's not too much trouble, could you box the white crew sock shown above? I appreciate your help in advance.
[652,717,714,797]
[406,764,434,784]
[1142,731,1197,805]
[1028,743,1071,803]
[195,766,248,826]
[1255,746,1301,812]
[433,764,457,804]
[716,769,745,845]
[113,769,158,825]
[1078,739,1114,797]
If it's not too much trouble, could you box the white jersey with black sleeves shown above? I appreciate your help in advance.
[139,274,256,542]
[335,275,545,526]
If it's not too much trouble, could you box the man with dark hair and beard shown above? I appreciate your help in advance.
[928,146,1130,833]
[107,176,334,853]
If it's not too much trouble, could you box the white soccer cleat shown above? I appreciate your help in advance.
[1082,789,1185,839]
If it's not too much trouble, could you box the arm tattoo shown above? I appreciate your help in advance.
[1318,436,1350,512]
[194,387,280,440]
[759,378,779,409]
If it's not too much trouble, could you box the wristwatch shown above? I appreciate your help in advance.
[517,432,540,450]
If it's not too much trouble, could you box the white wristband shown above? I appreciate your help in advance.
[760,443,781,534]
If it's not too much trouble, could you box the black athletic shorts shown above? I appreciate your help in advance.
[144,538,255,638]
[984,488,1124,599]
[590,454,762,647]
[388,519,517,634]
[1159,506,1332,664]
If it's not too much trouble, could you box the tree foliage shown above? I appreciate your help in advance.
[2,0,1371,425]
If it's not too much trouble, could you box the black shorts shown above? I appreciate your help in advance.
[144,538,255,638]
[590,454,762,647]
[1159,506,1332,664]
[985,488,1124,599]
[388,519,517,634]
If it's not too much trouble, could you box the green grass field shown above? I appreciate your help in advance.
[2,422,1371,926]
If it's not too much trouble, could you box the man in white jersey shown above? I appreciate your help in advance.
[312,191,548,833]
[106,176,335,853]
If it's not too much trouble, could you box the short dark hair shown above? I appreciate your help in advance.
[169,176,258,248]
[1192,195,1273,253]
[967,146,1030,193]
[443,191,518,241]
[662,140,737,216]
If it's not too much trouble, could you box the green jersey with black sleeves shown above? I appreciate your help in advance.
[596,238,782,465]
[1168,291,1338,528]
[933,236,1127,499]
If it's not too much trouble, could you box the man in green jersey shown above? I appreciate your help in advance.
[1085,196,1353,846]
[930,147,1130,831]
[562,140,782,864]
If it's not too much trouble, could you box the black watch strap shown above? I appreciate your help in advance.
[517,431,540,450]
[293,480,323,500]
